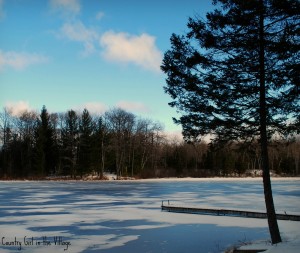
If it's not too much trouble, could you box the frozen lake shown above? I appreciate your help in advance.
[0,178,299,253]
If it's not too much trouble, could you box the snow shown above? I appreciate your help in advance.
[264,241,300,253]
[0,178,299,252]
[234,219,300,252]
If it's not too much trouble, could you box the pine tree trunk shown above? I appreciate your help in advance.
[259,0,281,244]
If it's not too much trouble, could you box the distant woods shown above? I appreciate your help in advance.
[0,106,299,179]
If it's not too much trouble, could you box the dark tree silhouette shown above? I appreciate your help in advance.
[105,108,136,178]
[78,108,93,177]
[61,110,79,177]
[91,116,110,179]
[34,106,57,177]
[161,0,299,244]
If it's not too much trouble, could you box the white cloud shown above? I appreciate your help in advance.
[59,21,99,56]
[100,31,163,73]
[75,102,108,115]
[163,130,183,143]
[0,50,48,70]
[116,101,150,113]
[55,20,162,73]
[50,0,80,15]
[5,101,33,116]
[74,101,150,115]
[95,11,104,20]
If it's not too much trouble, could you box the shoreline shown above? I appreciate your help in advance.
[1,176,300,182]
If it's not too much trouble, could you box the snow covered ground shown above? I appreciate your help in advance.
[0,178,299,253]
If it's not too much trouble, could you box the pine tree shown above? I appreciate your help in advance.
[78,109,93,177]
[61,110,79,178]
[33,106,56,177]
[161,0,299,244]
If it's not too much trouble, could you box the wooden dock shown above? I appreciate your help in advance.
[161,203,300,221]
[232,250,266,253]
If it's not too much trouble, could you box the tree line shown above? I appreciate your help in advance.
[0,106,299,179]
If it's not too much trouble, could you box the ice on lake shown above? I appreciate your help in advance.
[0,178,299,253]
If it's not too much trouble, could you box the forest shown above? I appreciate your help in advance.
[0,106,299,179]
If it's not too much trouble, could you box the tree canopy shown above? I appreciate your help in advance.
[161,0,299,144]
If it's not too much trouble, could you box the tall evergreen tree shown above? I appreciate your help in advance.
[78,109,93,177]
[61,110,79,177]
[161,0,299,244]
[34,106,56,177]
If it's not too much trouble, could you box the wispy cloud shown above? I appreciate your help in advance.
[53,7,162,73]
[100,31,162,73]
[74,101,150,115]
[116,101,151,113]
[75,102,108,115]
[59,21,99,56]
[50,0,80,15]
[95,11,104,20]
[5,101,33,116]
[163,130,183,142]
[0,50,48,71]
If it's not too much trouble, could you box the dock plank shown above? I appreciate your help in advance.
[161,204,300,221]
[233,250,266,253]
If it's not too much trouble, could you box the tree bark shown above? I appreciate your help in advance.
[259,0,282,244]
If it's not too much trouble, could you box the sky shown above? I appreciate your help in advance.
[0,0,214,137]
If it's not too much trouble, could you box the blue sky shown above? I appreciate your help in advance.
[0,0,213,136]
